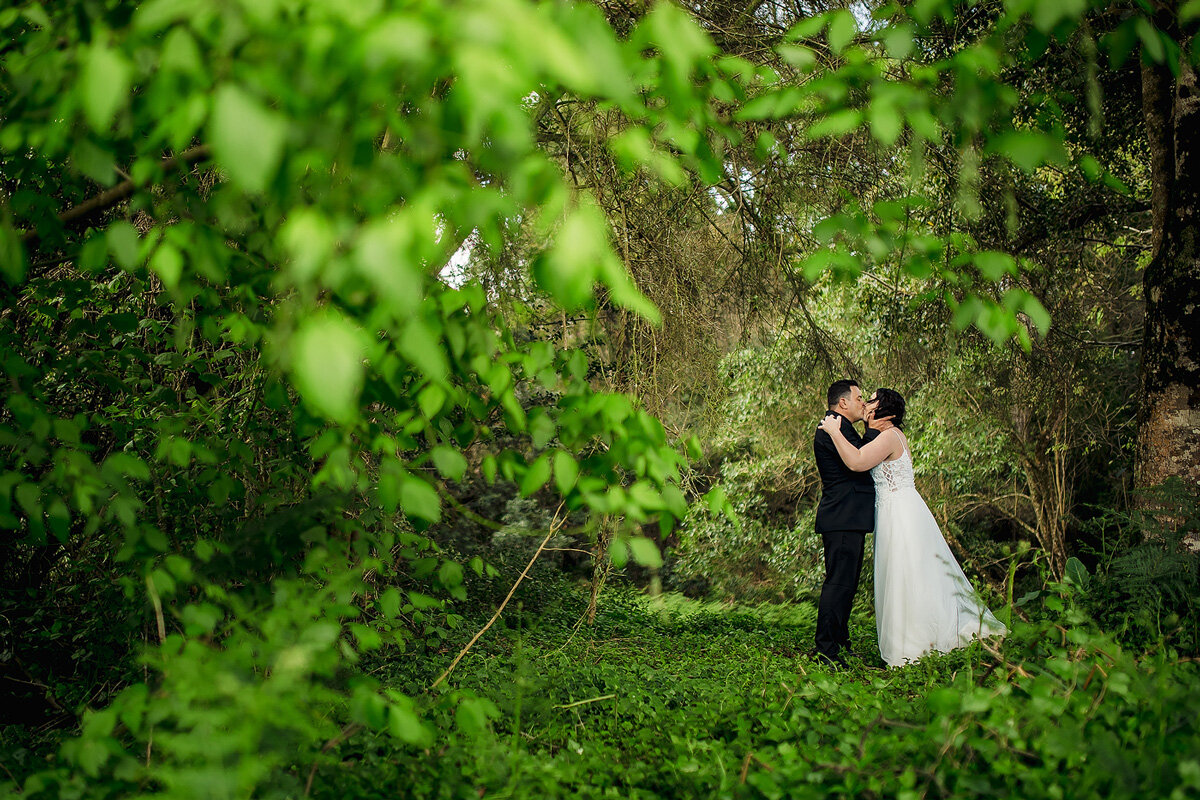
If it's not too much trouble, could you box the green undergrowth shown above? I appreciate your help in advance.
[314,585,1200,800]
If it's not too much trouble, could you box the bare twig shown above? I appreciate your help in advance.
[552,693,616,710]
[739,752,754,784]
[429,503,566,691]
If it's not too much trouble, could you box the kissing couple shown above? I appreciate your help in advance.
[812,380,1007,668]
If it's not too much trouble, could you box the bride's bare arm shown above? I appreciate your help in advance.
[818,420,901,471]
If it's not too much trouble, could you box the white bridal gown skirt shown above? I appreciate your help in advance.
[874,487,1007,667]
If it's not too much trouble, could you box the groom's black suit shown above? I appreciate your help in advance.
[813,413,879,664]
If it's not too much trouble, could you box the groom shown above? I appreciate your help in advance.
[813,379,881,667]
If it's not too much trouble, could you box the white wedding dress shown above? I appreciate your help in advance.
[871,440,1007,667]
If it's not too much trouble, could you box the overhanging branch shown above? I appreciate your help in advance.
[20,145,212,246]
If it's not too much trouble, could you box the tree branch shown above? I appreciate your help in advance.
[20,145,212,246]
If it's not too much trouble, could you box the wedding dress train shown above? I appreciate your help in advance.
[872,444,1007,667]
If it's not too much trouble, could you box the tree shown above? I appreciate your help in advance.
[1137,5,1200,507]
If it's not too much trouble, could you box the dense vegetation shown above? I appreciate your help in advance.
[2,0,1198,797]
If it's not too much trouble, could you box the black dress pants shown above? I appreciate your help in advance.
[815,530,866,662]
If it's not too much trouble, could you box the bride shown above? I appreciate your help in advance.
[818,388,1007,667]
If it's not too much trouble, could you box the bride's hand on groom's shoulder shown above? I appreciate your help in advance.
[818,414,840,435]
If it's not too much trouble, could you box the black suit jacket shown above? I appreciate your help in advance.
[813,414,879,533]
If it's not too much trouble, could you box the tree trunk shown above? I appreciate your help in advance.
[1136,55,1200,527]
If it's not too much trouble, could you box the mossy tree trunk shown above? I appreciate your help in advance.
[1137,47,1200,522]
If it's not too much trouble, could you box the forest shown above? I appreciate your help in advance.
[2,0,1199,797]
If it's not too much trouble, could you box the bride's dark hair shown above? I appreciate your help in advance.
[873,388,906,429]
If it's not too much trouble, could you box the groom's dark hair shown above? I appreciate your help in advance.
[827,379,858,408]
[873,387,906,429]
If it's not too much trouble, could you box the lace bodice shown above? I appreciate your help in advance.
[871,446,915,496]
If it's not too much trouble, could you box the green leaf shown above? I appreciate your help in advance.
[380,587,401,618]
[150,243,183,289]
[1103,170,1133,196]
[530,9,600,93]
[1101,19,1139,68]
[15,482,41,518]
[417,383,447,419]
[71,139,116,185]
[481,454,497,485]
[363,16,432,67]
[867,97,902,146]
[519,454,551,497]
[704,486,727,515]
[1065,556,1090,588]
[132,0,192,31]
[107,221,141,270]
[290,312,367,424]
[882,23,915,59]
[989,130,1067,173]
[662,483,688,519]
[975,300,1017,343]
[735,91,785,121]
[553,450,579,493]
[281,208,336,283]
[906,108,941,142]
[786,12,828,42]
[388,704,431,746]
[534,201,608,309]
[640,2,716,65]
[1021,293,1051,336]
[106,452,151,481]
[776,44,816,70]
[400,475,441,523]
[0,222,26,283]
[407,591,441,610]
[209,85,288,193]
[1078,155,1103,182]
[973,251,1016,281]
[1014,589,1041,607]
[455,697,495,736]
[807,109,862,140]
[1031,0,1086,34]
[609,537,629,568]
[431,446,467,482]
[599,255,662,324]
[353,217,424,316]
[438,560,464,588]
[530,410,557,449]
[628,536,663,568]
[1135,16,1165,63]
[81,43,131,132]
[398,318,448,382]
[926,687,959,714]
[826,10,857,54]
[629,481,663,511]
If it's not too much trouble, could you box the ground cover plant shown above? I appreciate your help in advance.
[303,583,1200,800]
